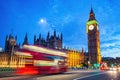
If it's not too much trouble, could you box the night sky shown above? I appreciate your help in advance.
[0,0,120,58]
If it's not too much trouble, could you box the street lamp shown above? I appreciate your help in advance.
[88,61,90,69]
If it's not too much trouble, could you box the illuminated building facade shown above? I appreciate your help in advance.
[63,48,84,68]
[0,54,25,68]
[86,7,102,65]
[4,31,85,69]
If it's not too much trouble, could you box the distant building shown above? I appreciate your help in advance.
[102,57,120,67]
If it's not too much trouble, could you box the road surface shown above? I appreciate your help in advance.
[0,70,120,80]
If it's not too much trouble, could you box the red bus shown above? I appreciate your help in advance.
[15,45,68,75]
[100,62,109,70]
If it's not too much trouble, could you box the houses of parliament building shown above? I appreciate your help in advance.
[2,7,102,68]
[3,30,85,68]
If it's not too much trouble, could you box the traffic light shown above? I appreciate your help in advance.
[93,63,100,68]
[93,63,97,67]
[97,64,100,67]
[111,64,114,67]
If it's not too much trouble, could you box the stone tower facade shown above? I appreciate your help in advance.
[86,7,102,64]
[4,34,20,54]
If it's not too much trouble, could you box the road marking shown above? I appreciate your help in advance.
[73,71,107,80]
[0,75,32,80]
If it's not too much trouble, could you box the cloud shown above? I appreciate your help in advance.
[100,24,120,42]
[47,0,76,30]
[100,24,120,58]
[101,40,120,48]
[60,15,74,27]
[101,47,120,58]
[96,1,114,21]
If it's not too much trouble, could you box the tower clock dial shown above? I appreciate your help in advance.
[88,25,94,30]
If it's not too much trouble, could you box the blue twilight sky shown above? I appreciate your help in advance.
[0,0,120,58]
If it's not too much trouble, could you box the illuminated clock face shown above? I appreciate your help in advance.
[89,25,94,30]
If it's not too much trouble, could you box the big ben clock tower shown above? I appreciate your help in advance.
[86,7,102,65]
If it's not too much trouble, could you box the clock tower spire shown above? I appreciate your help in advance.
[88,7,96,21]
[86,7,102,65]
